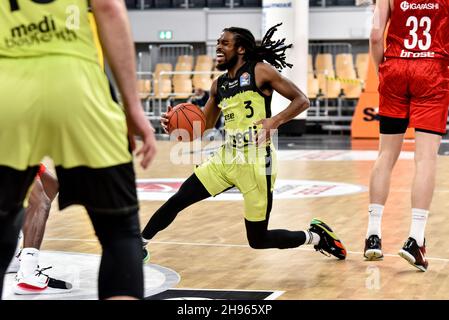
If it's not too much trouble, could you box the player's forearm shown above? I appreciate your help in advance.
[204,107,220,130]
[92,0,140,109]
[370,0,389,72]
[370,33,385,72]
[271,95,309,127]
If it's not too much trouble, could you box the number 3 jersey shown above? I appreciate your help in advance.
[385,0,449,60]
[0,0,98,64]
[216,61,273,149]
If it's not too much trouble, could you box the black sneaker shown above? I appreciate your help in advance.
[364,235,383,260]
[398,237,428,272]
[309,218,347,260]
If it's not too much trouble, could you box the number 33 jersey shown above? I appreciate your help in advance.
[0,0,98,64]
[385,0,449,60]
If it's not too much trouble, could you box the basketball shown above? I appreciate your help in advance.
[167,103,206,141]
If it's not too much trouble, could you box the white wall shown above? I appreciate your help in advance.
[128,10,206,42]
[128,9,261,43]
[206,9,263,43]
[127,7,373,43]
[309,7,373,40]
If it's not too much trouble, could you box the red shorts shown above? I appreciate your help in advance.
[379,58,449,134]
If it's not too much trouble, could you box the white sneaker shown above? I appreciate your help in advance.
[13,267,73,295]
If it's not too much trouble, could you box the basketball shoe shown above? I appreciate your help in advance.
[142,238,150,263]
[398,237,428,272]
[364,235,383,260]
[13,266,73,295]
[309,218,347,260]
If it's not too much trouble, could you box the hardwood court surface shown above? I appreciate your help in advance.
[41,139,449,300]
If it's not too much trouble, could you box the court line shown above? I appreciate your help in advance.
[44,238,449,262]
[391,190,449,192]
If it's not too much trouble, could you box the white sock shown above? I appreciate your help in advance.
[304,231,320,246]
[19,248,39,277]
[366,204,384,239]
[409,208,428,247]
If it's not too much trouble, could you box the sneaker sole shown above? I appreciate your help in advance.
[13,285,73,295]
[364,249,383,261]
[311,218,347,259]
[398,249,427,272]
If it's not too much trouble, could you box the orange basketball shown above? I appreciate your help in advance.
[167,103,206,141]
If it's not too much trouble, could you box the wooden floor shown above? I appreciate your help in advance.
[41,140,449,300]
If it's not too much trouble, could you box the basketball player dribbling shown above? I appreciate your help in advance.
[364,0,449,271]
[141,24,347,262]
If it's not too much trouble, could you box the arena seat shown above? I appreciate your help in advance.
[173,78,194,99]
[356,53,370,80]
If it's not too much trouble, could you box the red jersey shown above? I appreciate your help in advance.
[384,0,449,60]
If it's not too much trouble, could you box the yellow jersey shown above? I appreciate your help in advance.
[0,0,99,65]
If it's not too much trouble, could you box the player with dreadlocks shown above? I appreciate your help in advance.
[140,24,347,261]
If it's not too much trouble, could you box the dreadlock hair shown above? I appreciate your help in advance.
[223,23,293,71]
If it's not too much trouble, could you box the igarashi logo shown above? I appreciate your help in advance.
[401,1,439,11]
[5,15,78,49]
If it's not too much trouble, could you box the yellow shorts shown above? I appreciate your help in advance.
[194,145,277,222]
[0,55,131,170]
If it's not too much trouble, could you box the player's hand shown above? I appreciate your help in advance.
[254,118,279,146]
[126,103,157,169]
[160,106,173,134]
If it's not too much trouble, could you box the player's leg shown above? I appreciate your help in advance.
[142,149,232,261]
[88,207,143,300]
[365,117,407,260]
[13,168,72,295]
[0,166,38,299]
[56,163,143,300]
[397,130,441,272]
[8,166,57,274]
[141,173,211,241]
[18,178,50,273]
[242,147,346,259]
[365,119,406,260]
[22,168,58,250]
[365,58,410,260]
[397,60,449,271]
[411,131,441,211]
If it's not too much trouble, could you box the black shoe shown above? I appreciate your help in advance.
[364,235,383,260]
[398,237,428,272]
[309,218,346,260]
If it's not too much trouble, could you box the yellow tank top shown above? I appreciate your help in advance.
[0,0,99,65]
[88,11,104,69]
